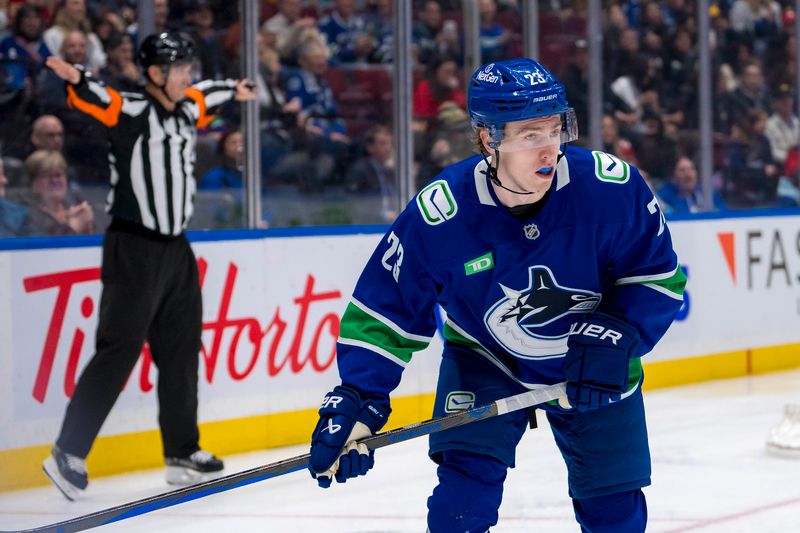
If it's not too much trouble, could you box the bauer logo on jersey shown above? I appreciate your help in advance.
[445,391,476,413]
[484,266,601,359]
[417,180,458,225]
[592,151,630,183]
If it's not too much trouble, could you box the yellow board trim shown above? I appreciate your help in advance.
[3,343,800,493]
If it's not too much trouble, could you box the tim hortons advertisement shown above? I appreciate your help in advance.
[0,234,441,451]
[2,213,800,450]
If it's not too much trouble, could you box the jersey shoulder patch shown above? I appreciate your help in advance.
[416,179,459,225]
[591,150,631,184]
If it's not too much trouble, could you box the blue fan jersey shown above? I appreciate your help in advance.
[337,146,686,409]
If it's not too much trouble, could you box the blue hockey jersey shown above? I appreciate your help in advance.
[337,146,686,409]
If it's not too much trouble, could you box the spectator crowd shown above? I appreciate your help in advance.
[1,0,800,236]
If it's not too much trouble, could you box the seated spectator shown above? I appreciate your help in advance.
[318,0,373,64]
[725,108,780,207]
[728,0,781,55]
[601,114,639,167]
[412,52,466,132]
[254,43,301,177]
[274,40,351,191]
[560,39,589,137]
[127,0,171,44]
[0,4,52,96]
[634,111,677,181]
[184,0,225,80]
[0,4,51,155]
[764,83,799,168]
[32,114,66,153]
[91,6,127,49]
[363,0,394,64]
[43,0,106,72]
[5,113,64,162]
[200,130,243,190]
[98,31,140,92]
[478,0,510,63]
[24,149,94,235]
[262,0,318,56]
[0,157,30,237]
[279,23,327,68]
[720,61,772,133]
[606,27,641,83]
[286,41,350,145]
[412,0,460,66]
[658,156,726,213]
[662,27,696,128]
[345,124,396,222]
[416,102,473,188]
[36,30,110,185]
[640,0,671,45]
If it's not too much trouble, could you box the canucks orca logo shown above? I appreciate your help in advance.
[484,265,601,360]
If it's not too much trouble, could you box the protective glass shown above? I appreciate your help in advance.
[482,108,579,152]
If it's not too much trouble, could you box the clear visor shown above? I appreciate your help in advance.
[483,108,579,153]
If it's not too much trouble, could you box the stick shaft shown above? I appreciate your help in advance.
[7,383,565,533]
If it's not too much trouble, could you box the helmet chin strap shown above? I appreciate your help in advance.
[479,143,568,197]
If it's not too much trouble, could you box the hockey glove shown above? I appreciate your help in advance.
[308,385,390,488]
[563,312,642,412]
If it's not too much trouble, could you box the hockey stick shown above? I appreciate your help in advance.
[4,382,566,533]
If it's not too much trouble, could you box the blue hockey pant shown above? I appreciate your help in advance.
[426,350,650,532]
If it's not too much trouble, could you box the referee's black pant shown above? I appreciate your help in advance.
[56,219,203,460]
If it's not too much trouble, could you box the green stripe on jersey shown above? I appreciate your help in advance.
[618,267,687,298]
[338,302,430,364]
[442,321,483,351]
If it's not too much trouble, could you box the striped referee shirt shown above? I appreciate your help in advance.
[65,71,238,236]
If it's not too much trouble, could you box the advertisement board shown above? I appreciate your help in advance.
[1,212,799,489]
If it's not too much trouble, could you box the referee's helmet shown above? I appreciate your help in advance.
[138,32,197,69]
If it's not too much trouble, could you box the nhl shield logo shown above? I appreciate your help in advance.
[523,223,540,240]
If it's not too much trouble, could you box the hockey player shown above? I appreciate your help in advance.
[308,58,686,532]
[41,32,255,500]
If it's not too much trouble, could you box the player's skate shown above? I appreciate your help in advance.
[43,445,88,501]
[165,449,224,485]
[766,404,800,457]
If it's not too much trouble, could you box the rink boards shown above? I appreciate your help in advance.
[1,211,800,491]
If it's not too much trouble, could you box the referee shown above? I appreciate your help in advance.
[42,32,255,500]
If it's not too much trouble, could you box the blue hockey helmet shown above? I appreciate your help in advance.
[468,58,578,151]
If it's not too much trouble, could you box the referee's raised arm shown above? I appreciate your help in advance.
[46,56,124,128]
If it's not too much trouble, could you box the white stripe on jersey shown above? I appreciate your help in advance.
[336,337,409,368]
[616,266,680,285]
[167,116,185,235]
[473,159,496,206]
[147,109,171,233]
[179,119,195,229]
[121,99,148,117]
[555,154,570,190]
[204,90,232,109]
[130,136,157,230]
[106,152,119,214]
[88,82,111,104]
[192,79,218,92]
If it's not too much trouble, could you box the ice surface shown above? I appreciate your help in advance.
[2,369,799,532]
